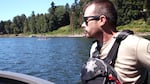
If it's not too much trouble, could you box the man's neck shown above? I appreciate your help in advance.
[97,31,117,43]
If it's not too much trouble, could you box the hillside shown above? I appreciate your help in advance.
[46,19,150,36]
[0,19,150,38]
[118,19,150,32]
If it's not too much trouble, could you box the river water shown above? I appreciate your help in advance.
[0,37,149,84]
[0,37,92,84]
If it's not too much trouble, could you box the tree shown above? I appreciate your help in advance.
[13,16,20,34]
[113,0,144,25]
[144,0,150,17]
[29,11,37,33]
[4,20,12,34]
[23,19,29,34]
[70,0,81,29]
[0,21,5,34]
[48,1,58,31]
[55,6,70,27]
[64,3,70,25]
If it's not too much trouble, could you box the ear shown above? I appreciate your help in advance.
[98,15,107,26]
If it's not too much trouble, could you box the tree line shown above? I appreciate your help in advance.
[0,2,70,35]
[0,0,150,35]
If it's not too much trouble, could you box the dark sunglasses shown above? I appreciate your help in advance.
[83,16,100,25]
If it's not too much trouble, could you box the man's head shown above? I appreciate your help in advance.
[82,0,117,38]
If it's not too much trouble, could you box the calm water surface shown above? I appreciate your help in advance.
[0,37,92,84]
[0,37,149,84]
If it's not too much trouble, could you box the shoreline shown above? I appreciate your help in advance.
[0,32,150,38]
[0,34,84,38]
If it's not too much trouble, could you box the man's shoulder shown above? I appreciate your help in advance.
[126,34,149,43]
[121,34,150,51]
[124,34,143,42]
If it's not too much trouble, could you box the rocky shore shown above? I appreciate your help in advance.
[0,34,84,38]
[0,32,149,38]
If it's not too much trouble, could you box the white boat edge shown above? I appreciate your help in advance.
[0,71,55,84]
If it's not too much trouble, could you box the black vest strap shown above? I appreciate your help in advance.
[103,30,133,67]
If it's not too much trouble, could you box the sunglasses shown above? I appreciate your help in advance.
[83,16,100,25]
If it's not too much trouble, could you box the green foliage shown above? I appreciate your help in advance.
[143,35,150,40]
[70,0,83,29]
[117,19,150,32]
[47,25,72,35]
[0,0,149,35]
[47,25,83,35]
[114,0,144,26]
[0,1,70,35]
[55,6,70,27]
[146,17,150,25]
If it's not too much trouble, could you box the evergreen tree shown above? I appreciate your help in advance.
[27,11,36,34]
[0,21,5,34]
[113,0,144,25]
[4,20,12,34]
[23,19,29,33]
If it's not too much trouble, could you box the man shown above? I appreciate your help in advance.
[81,0,150,83]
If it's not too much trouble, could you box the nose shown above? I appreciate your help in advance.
[81,22,86,28]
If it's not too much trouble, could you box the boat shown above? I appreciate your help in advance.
[38,36,48,40]
[0,71,54,84]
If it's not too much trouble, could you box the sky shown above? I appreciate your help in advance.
[0,0,75,21]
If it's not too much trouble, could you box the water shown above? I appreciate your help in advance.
[0,37,149,84]
[0,37,92,84]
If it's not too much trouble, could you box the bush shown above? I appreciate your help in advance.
[146,17,150,25]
